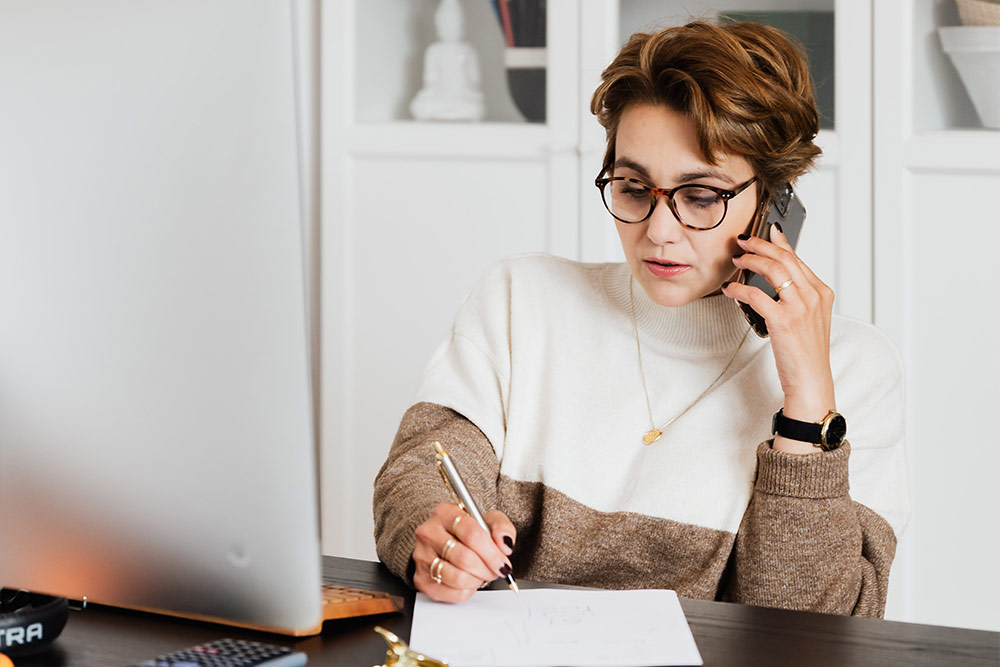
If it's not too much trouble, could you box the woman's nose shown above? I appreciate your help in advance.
[645,197,683,245]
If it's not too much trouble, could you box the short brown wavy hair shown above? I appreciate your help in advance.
[591,20,821,200]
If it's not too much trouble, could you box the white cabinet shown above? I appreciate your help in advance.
[873,1,1000,634]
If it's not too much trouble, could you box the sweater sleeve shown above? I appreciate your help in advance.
[373,401,502,586]
[721,314,910,617]
[722,441,898,617]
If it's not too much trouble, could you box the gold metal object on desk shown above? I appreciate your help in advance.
[373,625,449,667]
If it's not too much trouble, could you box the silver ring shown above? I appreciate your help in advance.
[430,557,444,584]
[451,515,462,531]
[441,538,457,561]
[775,279,794,295]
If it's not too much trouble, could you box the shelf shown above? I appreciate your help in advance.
[904,131,1000,172]
[346,122,553,159]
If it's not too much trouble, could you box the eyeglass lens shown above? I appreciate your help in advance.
[605,181,727,228]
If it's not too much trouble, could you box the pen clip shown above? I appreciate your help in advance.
[432,441,464,510]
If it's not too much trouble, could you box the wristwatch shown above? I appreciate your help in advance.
[771,409,847,451]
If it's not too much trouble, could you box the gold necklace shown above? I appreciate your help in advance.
[629,277,752,445]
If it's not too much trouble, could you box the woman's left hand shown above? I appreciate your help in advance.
[722,224,836,453]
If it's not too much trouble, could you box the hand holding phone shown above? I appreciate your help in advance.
[724,182,838,443]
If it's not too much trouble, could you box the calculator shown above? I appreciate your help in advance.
[134,638,307,666]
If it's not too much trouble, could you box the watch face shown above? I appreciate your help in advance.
[825,414,847,445]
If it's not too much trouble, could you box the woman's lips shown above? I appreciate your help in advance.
[644,259,691,278]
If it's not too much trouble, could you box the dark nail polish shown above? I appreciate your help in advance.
[503,535,514,550]
[499,564,512,577]
[773,222,783,234]
[732,252,744,259]
[738,233,750,241]
[721,281,732,289]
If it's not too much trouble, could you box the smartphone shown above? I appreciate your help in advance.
[736,182,806,338]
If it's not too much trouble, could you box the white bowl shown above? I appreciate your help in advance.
[939,26,1000,129]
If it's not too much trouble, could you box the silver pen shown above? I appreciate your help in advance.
[432,441,519,593]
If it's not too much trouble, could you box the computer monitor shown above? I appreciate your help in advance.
[0,1,328,634]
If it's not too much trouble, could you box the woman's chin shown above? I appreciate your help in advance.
[635,277,702,308]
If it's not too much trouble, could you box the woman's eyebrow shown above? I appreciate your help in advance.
[612,157,652,181]
[613,157,732,186]
[674,167,731,185]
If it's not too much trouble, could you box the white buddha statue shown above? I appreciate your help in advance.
[410,0,485,122]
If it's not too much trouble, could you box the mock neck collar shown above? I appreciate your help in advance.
[605,262,752,356]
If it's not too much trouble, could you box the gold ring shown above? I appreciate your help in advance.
[451,515,462,531]
[775,279,794,294]
[430,557,444,584]
[441,538,456,561]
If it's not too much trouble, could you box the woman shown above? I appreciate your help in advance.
[373,20,909,617]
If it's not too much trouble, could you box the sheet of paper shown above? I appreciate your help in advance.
[410,588,703,667]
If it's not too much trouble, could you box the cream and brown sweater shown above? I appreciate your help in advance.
[374,254,910,617]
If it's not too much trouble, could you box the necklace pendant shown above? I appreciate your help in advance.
[642,429,662,445]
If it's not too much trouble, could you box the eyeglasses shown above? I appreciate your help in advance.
[594,175,758,230]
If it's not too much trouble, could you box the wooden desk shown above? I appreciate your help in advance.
[12,556,998,666]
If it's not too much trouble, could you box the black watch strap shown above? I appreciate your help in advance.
[771,409,847,451]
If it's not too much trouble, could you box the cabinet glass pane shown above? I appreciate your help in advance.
[619,1,835,130]
[354,0,546,123]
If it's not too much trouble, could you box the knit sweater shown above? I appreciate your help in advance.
[373,254,910,616]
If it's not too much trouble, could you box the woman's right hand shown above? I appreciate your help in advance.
[412,503,516,602]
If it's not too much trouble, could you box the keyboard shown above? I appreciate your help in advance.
[321,584,404,620]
